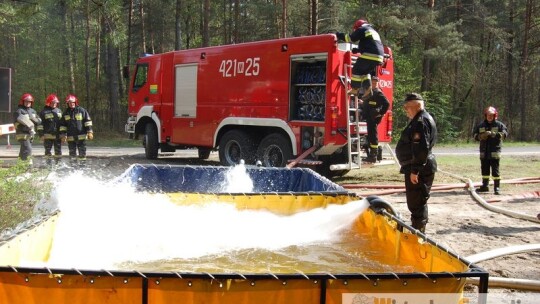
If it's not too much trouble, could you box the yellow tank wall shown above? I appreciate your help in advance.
[0,215,58,265]
[0,193,470,302]
[0,273,466,304]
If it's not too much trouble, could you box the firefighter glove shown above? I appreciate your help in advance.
[490,131,497,138]
[478,132,488,140]
[87,132,94,140]
[29,129,36,137]
[351,48,360,54]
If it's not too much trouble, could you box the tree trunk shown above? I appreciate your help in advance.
[175,0,182,50]
[310,0,318,35]
[93,14,101,110]
[140,0,147,53]
[126,0,133,93]
[60,0,76,93]
[518,0,532,140]
[84,0,91,108]
[282,0,287,38]
[420,0,435,92]
[107,44,121,131]
[202,0,210,47]
[452,0,461,110]
[234,0,239,42]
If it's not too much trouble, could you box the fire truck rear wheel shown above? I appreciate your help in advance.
[144,123,159,160]
[219,130,257,166]
[257,133,292,168]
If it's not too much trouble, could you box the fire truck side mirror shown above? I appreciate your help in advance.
[122,65,130,79]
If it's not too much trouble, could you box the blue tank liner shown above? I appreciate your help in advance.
[119,164,346,194]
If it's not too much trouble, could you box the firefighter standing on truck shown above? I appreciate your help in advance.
[473,106,508,195]
[37,94,63,166]
[13,93,41,164]
[335,19,384,99]
[395,93,437,233]
[362,76,389,163]
[59,94,93,167]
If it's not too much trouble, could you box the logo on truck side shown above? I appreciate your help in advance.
[378,79,393,89]
[219,57,260,77]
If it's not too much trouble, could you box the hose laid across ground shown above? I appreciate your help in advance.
[466,277,540,291]
[344,168,540,290]
[466,243,540,264]
[436,170,540,224]
[437,169,540,291]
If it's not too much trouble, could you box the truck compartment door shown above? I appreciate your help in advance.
[174,64,198,118]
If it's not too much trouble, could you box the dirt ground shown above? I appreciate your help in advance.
[348,179,540,296]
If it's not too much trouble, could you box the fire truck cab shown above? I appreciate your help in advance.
[125,34,393,177]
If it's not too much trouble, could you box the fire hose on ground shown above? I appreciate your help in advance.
[343,169,540,290]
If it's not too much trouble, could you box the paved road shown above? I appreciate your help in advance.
[1,143,539,163]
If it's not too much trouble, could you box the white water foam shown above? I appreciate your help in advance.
[41,166,369,270]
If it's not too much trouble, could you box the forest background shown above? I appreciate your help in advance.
[0,0,539,142]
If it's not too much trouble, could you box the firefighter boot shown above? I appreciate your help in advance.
[364,147,377,163]
[411,218,427,233]
[477,179,489,192]
[348,87,360,96]
[377,146,383,161]
[494,179,501,195]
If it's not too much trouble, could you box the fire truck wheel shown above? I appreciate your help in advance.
[144,123,159,159]
[257,133,292,168]
[219,130,257,166]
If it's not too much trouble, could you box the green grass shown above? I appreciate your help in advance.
[334,154,540,185]
[0,161,53,232]
[85,131,141,147]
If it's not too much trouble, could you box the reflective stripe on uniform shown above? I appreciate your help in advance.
[359,52,384,62]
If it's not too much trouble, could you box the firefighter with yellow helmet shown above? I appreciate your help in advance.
[13,93,41,164]
[59,94,93,167]
[473,106,508,195]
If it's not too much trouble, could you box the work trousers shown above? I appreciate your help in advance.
[68,139,87,159]
[351,59,379,90]
[480,158,500,180]
[44,138,62,158]
[18,139,32,161]
[404,171,435,229]
[365,115,379,148]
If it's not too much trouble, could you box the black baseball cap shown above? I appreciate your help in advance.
[403,93,424,104]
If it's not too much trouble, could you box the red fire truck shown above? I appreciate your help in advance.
[125,34,393,177]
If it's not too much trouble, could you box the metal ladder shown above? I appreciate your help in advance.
[346,85,362,170]
[332,64,362,171]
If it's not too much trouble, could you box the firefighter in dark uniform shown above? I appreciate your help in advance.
[473,106,508,195]
[361,76,389,163]
[37,94,63,166]
[13,93,41,164]
[395,93,437,233]
[336,19,384,100]
[59,94,93,167]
